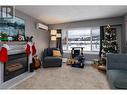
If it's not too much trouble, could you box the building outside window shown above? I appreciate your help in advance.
[62,27,100,53]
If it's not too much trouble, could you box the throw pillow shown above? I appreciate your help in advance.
[47,48,52,56]
[53,50,61,57]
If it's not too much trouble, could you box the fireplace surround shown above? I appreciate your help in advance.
[0,42,35,89]
[4,53,28,82]
[0,42,30,84]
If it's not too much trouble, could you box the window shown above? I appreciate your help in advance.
[62,27,100,52]
[91,28,100,51]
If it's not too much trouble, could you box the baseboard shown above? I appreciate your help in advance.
[0,72,35,89]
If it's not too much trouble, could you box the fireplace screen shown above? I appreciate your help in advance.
[4,53,28,82]
[6,63,23,72]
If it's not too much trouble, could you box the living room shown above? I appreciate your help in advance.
[0,5,127,90]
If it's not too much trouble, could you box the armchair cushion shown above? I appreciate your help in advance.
[46,48,59,56]
[108,62,127,70]
[107,54,127,70]
[53,50,61,57]
[47,48,53,56]
[43,56,62,67]
[107,70,127,89]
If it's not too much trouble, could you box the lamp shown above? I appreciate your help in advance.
[56,33,61,38]
[51,36,56,41]
[51,30,57,35]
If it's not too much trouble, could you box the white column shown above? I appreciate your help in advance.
[28,42,33,72]
[0,63,4,84]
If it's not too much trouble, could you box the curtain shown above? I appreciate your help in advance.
[56,29,63,54]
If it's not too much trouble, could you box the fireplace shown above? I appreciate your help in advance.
[4,53,28,82]
[1,42,28,82]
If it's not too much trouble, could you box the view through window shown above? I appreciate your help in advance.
[62,27,100,52]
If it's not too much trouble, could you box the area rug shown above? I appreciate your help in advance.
[11,64,110,89]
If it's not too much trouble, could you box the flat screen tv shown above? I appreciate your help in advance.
[0,16,25,41]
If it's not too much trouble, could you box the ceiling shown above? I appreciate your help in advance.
[16,6,127,25]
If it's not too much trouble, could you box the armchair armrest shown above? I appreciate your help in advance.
[42,49,47,62]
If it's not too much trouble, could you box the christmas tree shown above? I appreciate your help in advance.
[101,25,119,58]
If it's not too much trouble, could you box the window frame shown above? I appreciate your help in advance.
[62,27,100,53]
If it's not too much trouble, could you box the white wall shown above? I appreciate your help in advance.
[0,10,50,84]
[0,64,3,84]
[49,17,124,60]
[123,14,127,53]
[15,10,50,58]
[49,17,123,29]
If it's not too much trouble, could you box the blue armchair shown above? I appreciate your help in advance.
[42,48,62,68]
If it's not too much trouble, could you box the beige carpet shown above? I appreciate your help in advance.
[12,64,110,89]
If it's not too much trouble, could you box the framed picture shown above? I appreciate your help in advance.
[0,16,25,41]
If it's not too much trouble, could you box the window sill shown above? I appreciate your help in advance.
[84,51,99,54]
[63,51,99,55]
